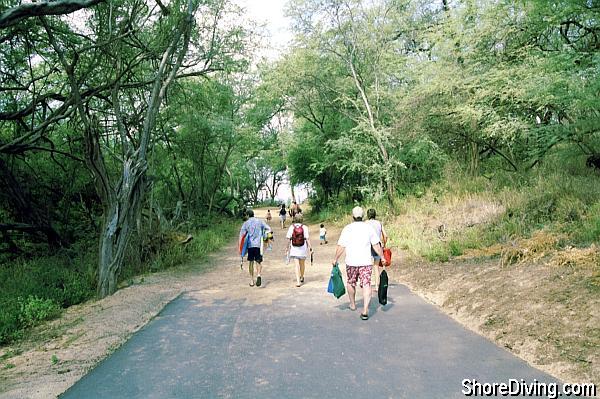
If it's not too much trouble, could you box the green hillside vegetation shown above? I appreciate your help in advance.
[390,152,600,264]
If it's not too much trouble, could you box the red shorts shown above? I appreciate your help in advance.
[346,265,372,288]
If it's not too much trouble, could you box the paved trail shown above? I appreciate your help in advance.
[61,212,560,398]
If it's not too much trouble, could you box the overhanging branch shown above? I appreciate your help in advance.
[0,0,105,29]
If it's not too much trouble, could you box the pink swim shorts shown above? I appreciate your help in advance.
[346,265,372,288]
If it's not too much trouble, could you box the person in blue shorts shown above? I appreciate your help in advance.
[239,209,271,287]
[319,223,328,245]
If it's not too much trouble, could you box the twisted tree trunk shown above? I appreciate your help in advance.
[95,6,194,297]
[41,1,195,296]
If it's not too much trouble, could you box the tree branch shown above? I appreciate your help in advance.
[0,0,106,29]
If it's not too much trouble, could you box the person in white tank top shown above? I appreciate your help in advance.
[366,208,388,291]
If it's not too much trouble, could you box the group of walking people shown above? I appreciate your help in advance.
[239,205,388,320]
[268,201,302,229]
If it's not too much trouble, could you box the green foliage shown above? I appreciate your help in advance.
[395,138,448,195]
[448,240,464,257]
[423,244,451,263]
[0,252,95,344]
[18,296,61,328]
[306,202,352,225]
[123,218,238,278]
[0,218,237,344]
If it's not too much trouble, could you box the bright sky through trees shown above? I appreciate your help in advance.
[236,0,292,60]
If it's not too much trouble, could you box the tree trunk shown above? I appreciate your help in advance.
[469,141,479,175]
[97,204,130,297]
[97,157,146,297]
[347,56,395,206]
[208,143,233,214]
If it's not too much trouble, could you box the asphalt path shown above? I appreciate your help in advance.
[60,217,563,399]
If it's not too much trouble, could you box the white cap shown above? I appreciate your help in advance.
[352,206,364,219]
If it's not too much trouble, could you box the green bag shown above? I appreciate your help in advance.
[330,263,346,299]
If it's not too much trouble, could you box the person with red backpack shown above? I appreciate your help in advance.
[285,214,312,287]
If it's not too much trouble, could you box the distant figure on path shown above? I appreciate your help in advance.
[319,223,328,245]
[279,204,287,228]
[286,214,312,287]
[289,201,302,219]
[266,209,272,223]
[239,209,271,287]
[332,206,383,320]
[366,208,388,291]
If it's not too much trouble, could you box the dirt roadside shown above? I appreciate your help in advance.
[394,253,599,389]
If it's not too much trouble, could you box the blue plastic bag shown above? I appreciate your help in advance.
[327,276,334,293]
[328,263,346,298]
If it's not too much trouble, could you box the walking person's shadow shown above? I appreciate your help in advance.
[335,295,396,317]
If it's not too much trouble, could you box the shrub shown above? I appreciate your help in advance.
[448,240,464,257]
[18,296,61,328]
[0,251,95,344]
[1,217,238,345]
[0,302,21,343]
[423,244,450,262]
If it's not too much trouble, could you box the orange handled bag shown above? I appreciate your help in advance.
[382,247,392,267]
[380,229,392,267]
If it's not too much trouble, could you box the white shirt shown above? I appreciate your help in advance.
[319,227,327,237]
[286,224,309,258]
[338,221,380,266]
[366,219,382,242]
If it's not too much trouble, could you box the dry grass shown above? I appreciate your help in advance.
[401,193,505,236]
[459,232,599,274]
[550,244,600,269]
[499,230,564,267]
[459,244,503,259]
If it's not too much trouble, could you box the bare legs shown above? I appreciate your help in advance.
[372,261,380,291]
[346,284,371,314]
[347,284,356,310]
[347,270,372,316]
[362,283,371,315]
[294,258,306,286]
[248,261,263,286]
[256,262,262,283]
[248,261,255,286]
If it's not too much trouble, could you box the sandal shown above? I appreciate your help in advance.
[360,313,369,320]
[349,305,356,311]
[256,276,262,287]
[249,282,255,287]
[300,277,304,283]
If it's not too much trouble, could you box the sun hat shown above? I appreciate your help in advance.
[352,206,364,219]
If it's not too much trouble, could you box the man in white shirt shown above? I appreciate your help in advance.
[332,206,384,320]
